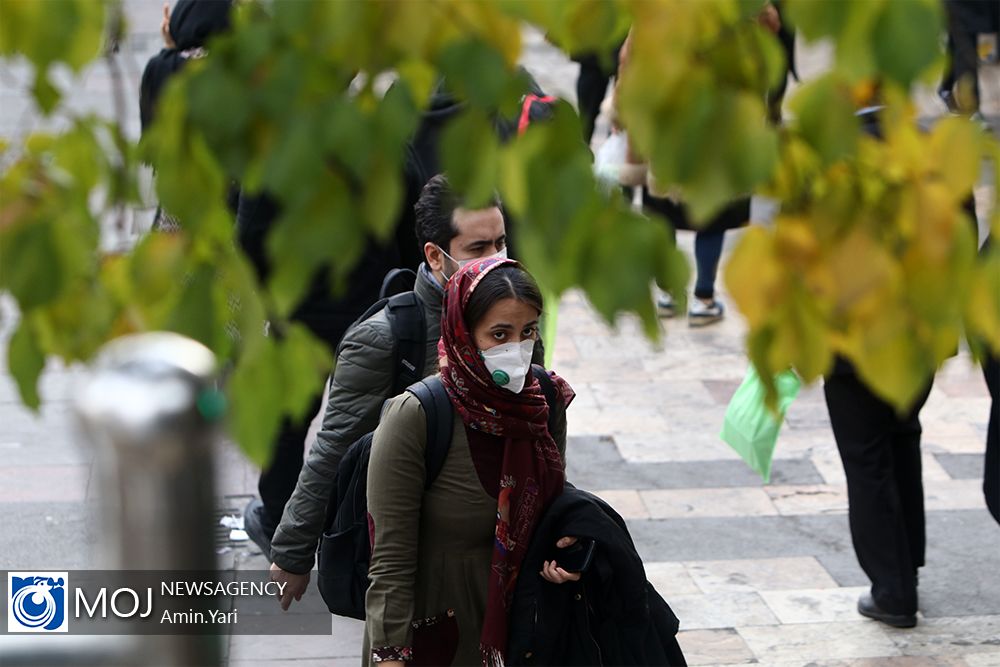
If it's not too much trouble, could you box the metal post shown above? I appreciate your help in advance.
[1,333,224,666]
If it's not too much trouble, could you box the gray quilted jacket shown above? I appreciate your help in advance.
[270,265,444,573]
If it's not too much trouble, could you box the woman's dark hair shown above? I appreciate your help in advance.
[464,265,544,330]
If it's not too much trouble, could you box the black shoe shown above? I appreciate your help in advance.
[242,498,274,558]
[857,593,917,628]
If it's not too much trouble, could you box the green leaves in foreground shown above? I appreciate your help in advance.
[1,0,996,460]
[228,324,332,467]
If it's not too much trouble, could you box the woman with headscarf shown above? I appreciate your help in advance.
[364,257,576,667]
[139,0,233,133]
[139,0,234,232]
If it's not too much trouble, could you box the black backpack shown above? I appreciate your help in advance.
[342,268,427,397]
[317,365,559,619]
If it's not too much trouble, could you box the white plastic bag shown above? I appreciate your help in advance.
[593,131,628,186]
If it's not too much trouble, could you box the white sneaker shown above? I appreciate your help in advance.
[688,299,724,327]
[656,293,676,318]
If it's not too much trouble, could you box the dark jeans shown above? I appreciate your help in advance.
[983,352,1000,524]
[576,56,611,143]
[942,30,980,112]
[693,229,725,301]
[824,369,933,614]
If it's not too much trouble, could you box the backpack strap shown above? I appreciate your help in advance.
[336,297,389,357]
[380,268,417,299]
[517,94,557,135]
[531,364,559,435]
[407,376,454,490]
[384,292,427,396]
[406,369,557,490]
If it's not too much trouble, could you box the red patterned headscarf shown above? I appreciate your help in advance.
[437,257,574,666]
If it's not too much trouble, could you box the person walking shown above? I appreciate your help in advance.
[265,174,510,597]
[364,257,576,666]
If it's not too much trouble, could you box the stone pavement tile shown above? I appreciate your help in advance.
[591,489,649,519]
[765,484,848,516]
[675,628,755,666]
[765,659,969,667]
[923,425,988,450]
[215,440,256,498]
[701,379,741,405]
[920,452,954,482]
[935,372,992,398]
[0,500,98,569]
[0,464,90,502]
[229,660,358,667]
[935,453,987,480]
[736,621,900,662]
[686,557,839,594]
[923,479,986,511]
[551,334,580,365]
[921,390,991,425]
[570,332,661,361]
[1,402,95,466]
[784,400,836,432]
[641,352,750,382]
[567,406,672,439]
[671,591,779,630]
[564,382,599,410]
[771,430,830,460]
[630,516,857,577]
[887,616,1000,658]
[589,379,715,409]
[810,445,848,485]
[565,438,824,490]
[645,561,702,597]
[967,653,1000,667]
[613,431,744,464]
[557,355,648,384]
[228,617,364,661]
[640,487,779,519]
[759,586,869,624]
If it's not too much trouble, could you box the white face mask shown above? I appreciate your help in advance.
[437,245,508,281]
[480,338,535,393]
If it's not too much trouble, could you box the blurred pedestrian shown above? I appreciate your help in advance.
[823,107,933,629]
[139,0,235,231]
[939,0,1000,117]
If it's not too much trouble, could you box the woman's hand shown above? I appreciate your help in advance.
[161,3,176,48]
[269,562,310,611]
[540,536,582,584]
[758,3,781,34]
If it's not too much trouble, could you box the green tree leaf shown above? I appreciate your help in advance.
[8,319,45,411]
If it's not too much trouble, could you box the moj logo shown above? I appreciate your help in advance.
[7,572,68,633]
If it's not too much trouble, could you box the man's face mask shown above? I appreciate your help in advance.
[437,245,508,281]
[479,339,534,393]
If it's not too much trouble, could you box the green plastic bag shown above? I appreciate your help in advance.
[720,366,801,483]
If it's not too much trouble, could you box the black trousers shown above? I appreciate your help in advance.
[983,352,1000,524]
[574,49,619,143]
[257,393,325,532]
[942,29,980,112]
[824,370,933,615]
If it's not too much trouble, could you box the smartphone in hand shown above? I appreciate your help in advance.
[553,538,595,573]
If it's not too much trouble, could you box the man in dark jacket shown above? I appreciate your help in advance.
[265,174,509,608]
[508,487,686,666]
[238,189,401,554]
